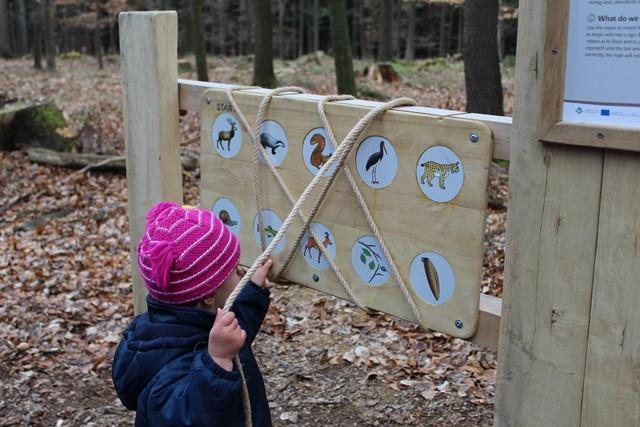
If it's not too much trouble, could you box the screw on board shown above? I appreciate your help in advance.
[469,133,479,143]
[455,319,463,329]
[313,274,320,282]
[552,48,559,56]
[597,132,605,140]
[204,96,212,105]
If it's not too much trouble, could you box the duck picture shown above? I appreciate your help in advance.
[218,210,238,227]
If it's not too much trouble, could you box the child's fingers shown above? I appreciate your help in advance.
[218,311,236,327]
[251,259,273,284]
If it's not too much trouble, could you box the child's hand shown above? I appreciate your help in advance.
[251,259,273,288]
[208,309,246,372]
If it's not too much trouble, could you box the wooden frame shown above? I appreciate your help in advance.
[119,12,508,351]
[537,0,640,153]
[121,6,640,426]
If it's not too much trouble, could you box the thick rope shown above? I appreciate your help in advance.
[317,96,424,326]
[225,87,368,309]
[219,87,416,427]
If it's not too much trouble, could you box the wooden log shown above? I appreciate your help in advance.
[0,102,77,152]
[581,151,640,426]
[120,11,183,315]
[26,147,199,171]
[495,0,603,425]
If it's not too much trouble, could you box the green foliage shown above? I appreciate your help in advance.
[356,83,387,101]
[60,51,83,60]
[33,104,66,130]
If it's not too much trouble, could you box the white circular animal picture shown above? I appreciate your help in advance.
[299,222,336,270]
[351,236,391,286]
[212,113,242,158]
[416,146,464,203]
[212,198,241,237]
[253,209,286,255]
[355,136,398,189]
[259,120,288,167]
[409,251,455,305]
[302,127,337,177]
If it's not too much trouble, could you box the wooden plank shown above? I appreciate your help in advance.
[200,88,494,339]
[120,11,183,314]
[495,0,603,425]
[178,79,512,161]
[581,151,640,426]
[473,294,501,350]
[541,122,640,154]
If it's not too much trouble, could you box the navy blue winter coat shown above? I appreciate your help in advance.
[112,282,272,427]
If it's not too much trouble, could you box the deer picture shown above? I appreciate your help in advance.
[303,231,333,263]
[217,118,237,151]
[309,133,332,169]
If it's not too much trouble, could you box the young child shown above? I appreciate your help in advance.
[112,201,273,427]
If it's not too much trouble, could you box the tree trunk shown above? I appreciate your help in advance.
[438,4,447,57]
[378,0,392,61]
[32,0,42,69]
[191,0,208,81]
[278,0,285,59]
[446,4,454,56]
[312,0,319,52]
[457,6,463,54]
[350,0,358,58]
[404,0,415,60]
[0,0,12,57]
[43,0,56,70]
[393,0,401,59]
[497,0,504,60]
[328,0,356,96]
[94,0,103,69]
[251,0,276,87]
[463,0,503,115]
[359,0,370,58]
[298,0,304,57]
[15,0,29,55]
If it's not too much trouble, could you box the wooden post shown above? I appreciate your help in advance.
[119,11,183,314]
[495,0,604,425]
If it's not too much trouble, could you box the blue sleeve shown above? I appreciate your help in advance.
[231,281,270,345]
[144,351,245,427]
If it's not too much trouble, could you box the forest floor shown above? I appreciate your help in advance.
[0,54,511,426]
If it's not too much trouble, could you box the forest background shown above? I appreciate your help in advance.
[1,1,516,425]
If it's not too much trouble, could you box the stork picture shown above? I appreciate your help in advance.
[299,222,337,270]
[253,209,287,254]
[211,112,243,158]
[212,197,241,237]
[355,136,398,189]
[351,235,391,286]
[416,146,465,203]
[258,119,289,167]
[409,251,456,305]
[302,127,337,177]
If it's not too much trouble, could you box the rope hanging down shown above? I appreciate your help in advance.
[225,87,368,309]
[219,87,417,427]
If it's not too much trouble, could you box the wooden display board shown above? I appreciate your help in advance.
[199,88,493,338]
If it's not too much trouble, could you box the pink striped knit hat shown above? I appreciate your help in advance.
[137,201,241,304]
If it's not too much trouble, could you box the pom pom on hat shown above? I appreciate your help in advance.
[136,201,241,304]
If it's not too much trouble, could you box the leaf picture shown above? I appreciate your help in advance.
[369,261,375,270]
[362,248,371,257]
[380,266,387,272]
[360,253,367,264]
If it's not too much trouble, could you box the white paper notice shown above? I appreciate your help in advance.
[564,0,640,128]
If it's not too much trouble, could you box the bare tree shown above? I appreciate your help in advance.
[404,0,416,60]
[191,0,208,81]
[251,0,276,87]
[464,0,503,115]
[15,0,29,56]
[94,0,103,69]
[0,0,12,57]
[312,0,319,52]
[328,0,356,96]
[43,0,56,70]
[378,0,392,61]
